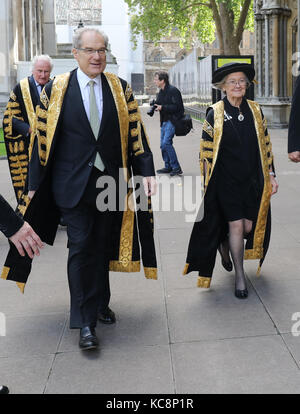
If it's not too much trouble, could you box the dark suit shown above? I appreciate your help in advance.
[0,195,23,238]
[288,75,300,153]
[28,69,155,329]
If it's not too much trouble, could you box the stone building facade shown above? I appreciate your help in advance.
[0,0,56,122]
[254,0,298,127]
[144,30,255,96]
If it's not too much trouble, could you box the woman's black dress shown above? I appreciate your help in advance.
[213,97,260,222]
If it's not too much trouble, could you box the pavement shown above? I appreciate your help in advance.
[0,107,300,394]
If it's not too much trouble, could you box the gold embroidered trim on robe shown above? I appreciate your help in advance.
[112,189,135,270]
[20,78,37,160]
[202,120,214,139]
[109,260,140,272]
[144,267,157,280]
[104,72,129,181]
[244,100,272,263]
[39,72,71,166]
[197,276,211,288]
[198,99,273,273]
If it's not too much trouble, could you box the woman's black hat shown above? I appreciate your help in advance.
[212,62,255,84]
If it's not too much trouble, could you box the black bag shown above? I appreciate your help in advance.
[174,114,193,136]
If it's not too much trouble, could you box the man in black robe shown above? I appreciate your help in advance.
[5,28,157,351]
[0,193,43,395]
[288,75,300,163]
[2,55,52,201]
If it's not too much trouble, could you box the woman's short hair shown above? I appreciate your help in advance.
[73,27,109,50]
[212,73,251,90]
[155,71,169,86]
[32,55,53,71]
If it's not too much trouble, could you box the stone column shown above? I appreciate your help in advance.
[0,0,15,121]
[255,0,291,127]
[0,0,44,123]
[42,0,57,56]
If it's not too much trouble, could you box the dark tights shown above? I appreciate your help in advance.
[220,219,252,290]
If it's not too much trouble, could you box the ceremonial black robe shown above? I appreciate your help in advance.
[183,99,274,288]
[2,75,45,201]
[1,71,157,292]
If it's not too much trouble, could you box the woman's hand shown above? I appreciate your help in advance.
[270,175,278,196]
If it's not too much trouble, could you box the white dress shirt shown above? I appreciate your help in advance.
[76,68,103,125]
[34,80,42,95]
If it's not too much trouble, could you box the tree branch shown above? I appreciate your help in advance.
[235,0,252,42]
[179,1,212,13]
[209,0,224,53]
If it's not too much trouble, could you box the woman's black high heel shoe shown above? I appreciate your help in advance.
[218,246,233,272]
[235,288,248,299]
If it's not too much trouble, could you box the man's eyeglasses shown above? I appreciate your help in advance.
[76,48,107,56]
[226,79,247,86]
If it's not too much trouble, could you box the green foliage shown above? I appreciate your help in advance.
[0,128,6,156]
[125,0,254,48]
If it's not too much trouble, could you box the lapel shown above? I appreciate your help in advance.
[67,69,95,142]
[97,73,112,139]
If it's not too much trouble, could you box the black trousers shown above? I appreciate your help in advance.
[60,168,113,329]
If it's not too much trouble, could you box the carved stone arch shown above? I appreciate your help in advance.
[150,48,166,63]
[176,49,186,61]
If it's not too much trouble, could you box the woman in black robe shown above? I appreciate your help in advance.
[183,63,278,298]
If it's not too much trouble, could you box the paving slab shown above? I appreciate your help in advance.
[245,279,300,334]
[171,335,300,394]
[45,345,174,394]
[0,110,299,394]
[166,284,277,342]
[0,355,55,394]
[0,314,66,357]
[58,289,169,352]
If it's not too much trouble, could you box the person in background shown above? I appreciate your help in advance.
[3,55,53,201]
[154,71,184,176]
[288,73,300,163]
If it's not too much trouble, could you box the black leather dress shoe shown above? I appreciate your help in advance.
[235,288,248,299]
[98,307,116,324]
[79,326,99,350]
[0,385,9,394]
[170,167,183,176]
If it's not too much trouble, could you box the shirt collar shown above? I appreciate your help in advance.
[77,68,102,88]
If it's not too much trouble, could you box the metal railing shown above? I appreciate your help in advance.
[184,106,205,122]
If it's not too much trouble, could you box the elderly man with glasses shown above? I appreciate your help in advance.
[3,28,157,351]
[3,55,53,202]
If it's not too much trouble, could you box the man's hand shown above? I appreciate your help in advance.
[154,104,162,112]
[288,151,300,163]
[9,222,44,259]
[143,176,157,197]
[270,176,279,196]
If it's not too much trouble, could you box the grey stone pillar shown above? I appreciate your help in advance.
[255,0,291,127]
[42,0,57,56]
[0,0,16,122]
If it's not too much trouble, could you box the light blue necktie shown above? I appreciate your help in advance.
[89,80,105,171]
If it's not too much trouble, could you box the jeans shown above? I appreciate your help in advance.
[160,120,180,170]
